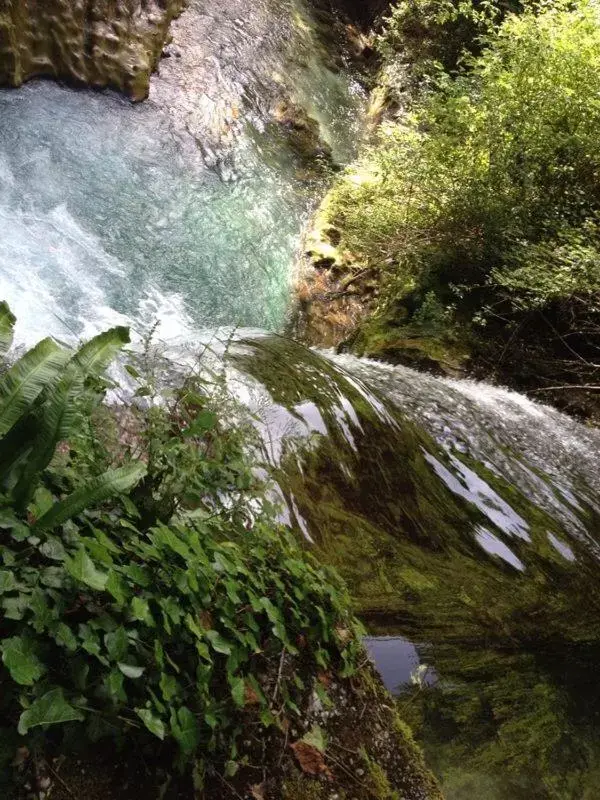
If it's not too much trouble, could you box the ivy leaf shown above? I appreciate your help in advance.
[106,669,127,703]
[131,597,154,626]
[55,623,78,652]
[230,676,246,708]
[0,570,16,593]
[39,538,66,562]
[118,662,145,679]
[65,548,107,592]
[18,689,84,735]
[206,630,232,655]
[106,570,128,604]
[135,708,165,740]
[1,636,45,686]
[171,706,200,754]
[104,627,128,661]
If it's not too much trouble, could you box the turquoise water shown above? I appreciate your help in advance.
[0,0,364,347]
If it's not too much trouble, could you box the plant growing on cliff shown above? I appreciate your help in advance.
[0,306,363,794]
[329,0,600,396]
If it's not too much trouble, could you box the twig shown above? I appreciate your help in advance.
[46,762,78,800]
[213,769,246,800]
[272,648,286,703]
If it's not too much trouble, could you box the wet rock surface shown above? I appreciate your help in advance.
[0,0,185,99]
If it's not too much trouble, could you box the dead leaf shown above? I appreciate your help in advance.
[290,740,333,780]
[250,782,266,800]
[199,610,213,629]
[317,671,331,688]
[244,683,260,706]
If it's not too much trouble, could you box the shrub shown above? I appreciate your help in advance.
[329,0,600,386]
[377,0,510,94]
[0,307,363,790]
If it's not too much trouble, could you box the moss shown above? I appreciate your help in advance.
[359,748,400,800]
[282,775,346,800]
[347,310,471,377]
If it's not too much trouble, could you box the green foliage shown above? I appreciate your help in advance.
[377,0,508,90]
[330,0,600,391]
[0,307,363,786]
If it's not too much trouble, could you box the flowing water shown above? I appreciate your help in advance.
[1,1,600,797]
[0,0,364,347]
[229,336,600,799]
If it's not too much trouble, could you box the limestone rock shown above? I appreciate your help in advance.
[0,0,185,100]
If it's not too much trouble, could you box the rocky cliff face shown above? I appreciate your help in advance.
[0,0,185,100]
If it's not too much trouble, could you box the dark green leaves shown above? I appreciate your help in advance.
[18,690,84,735]
[1,636,45,686]
[0,311,362,782]
[34,463,147,531]
[65,548,108,591]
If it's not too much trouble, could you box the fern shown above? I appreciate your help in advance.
[12,327,131,508]
[0,337,69,438]
[33,463,147,531]
[0,301,15,360]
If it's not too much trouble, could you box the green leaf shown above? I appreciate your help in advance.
[34,463,147,532]
[106,570,128,604]
[18,689,84,735]
[302,724,328,753]
[183,411,217,437]
[0,301,15,358]
[160,672,180,702]
[225,760,239,777]
[64,548,108,592]
[0,337,69,438]
[118,662,145,679]
[206,630,232,655]
[3,595,29,620]
[124,364,141,379]
[230,676,246,708]
[106,669,127,702]
[0,570,16,593]
[1,636,45,685]
[39,537,66,562]
[171,707,200,754]
[131,596,154,626]
[135,708,165,740]
[104,627,129,661]
[55,623,78,652]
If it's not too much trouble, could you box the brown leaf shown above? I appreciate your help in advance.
[244,683,260,706]
[12,747,29,768]
[317,671,332,688]
[199,610,213,629]
[250,782,266,800]
[290,741,333,780]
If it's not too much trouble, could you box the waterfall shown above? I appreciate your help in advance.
[2,0,600,794]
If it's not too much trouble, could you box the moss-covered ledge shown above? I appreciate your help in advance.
[0,0,186,100]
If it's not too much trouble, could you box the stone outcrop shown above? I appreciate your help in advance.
[0,0,185,100]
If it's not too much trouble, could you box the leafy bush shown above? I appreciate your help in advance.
[377,0,510,93]
[330,0,600,392]
[0,307,362,788]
